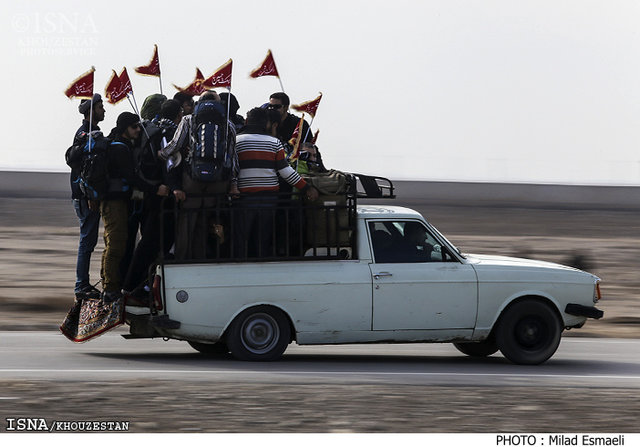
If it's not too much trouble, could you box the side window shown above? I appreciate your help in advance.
[368,221,455,263]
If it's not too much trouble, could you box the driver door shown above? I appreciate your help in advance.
[367,220,478,330]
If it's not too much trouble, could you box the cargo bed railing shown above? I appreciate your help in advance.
[350,173,395,199]
[155,173,393,265]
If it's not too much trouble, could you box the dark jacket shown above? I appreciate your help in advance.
[135,119,177,189]
[104,134,160,201]
[277,113,312,153]
[70,120,100,200]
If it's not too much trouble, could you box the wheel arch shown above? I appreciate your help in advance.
[493,293,564,332]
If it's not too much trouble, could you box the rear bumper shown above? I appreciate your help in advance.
[565,303,604,319]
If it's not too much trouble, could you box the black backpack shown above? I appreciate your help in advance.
[66,131,111,200]
[188,101,232,182]
[132,122,164,186]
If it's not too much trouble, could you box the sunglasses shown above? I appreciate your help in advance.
[267,104,284,110]
[129,123,141,129]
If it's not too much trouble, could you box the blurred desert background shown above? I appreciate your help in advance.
[0,171,638,337]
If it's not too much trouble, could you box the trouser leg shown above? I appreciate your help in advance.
[100,199,129,293]
[73,198,100,292]
[123,205,161,291]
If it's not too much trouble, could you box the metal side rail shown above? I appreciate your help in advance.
[349,173,395,199]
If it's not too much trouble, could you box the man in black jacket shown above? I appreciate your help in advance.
[101,112,169,302]
[267,92,312,152]
[71,93,105,301]
[121,100,183,299]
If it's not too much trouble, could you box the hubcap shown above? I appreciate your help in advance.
[515,316,548,349]
[240,313,280,354]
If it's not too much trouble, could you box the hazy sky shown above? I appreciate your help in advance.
[2,0,639,185]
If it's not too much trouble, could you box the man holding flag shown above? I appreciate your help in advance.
[267,92,312,153]
[64,65,103,301]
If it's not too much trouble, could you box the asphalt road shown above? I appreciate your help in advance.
[2,331,639,387]
[2,332,640,432]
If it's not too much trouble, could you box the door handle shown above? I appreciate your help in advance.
[373,272,393,280]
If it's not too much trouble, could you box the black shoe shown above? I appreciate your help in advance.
[75,284,101,300]
[122,287,150,307]
[102,290,123,303]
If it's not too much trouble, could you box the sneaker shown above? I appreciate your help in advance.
[102,290,123,303]
[75,284,101,300]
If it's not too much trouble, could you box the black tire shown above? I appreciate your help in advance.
[453,340,499,357]
[188,341,229,356]
[496,299,562,365]
[226,306,291,361]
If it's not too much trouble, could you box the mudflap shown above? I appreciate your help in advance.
[123,312,181,339]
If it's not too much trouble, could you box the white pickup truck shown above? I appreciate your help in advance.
[125,174,603,365]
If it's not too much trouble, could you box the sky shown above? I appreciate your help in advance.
[2,0,640,185]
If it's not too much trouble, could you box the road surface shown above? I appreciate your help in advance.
[1,331,639,432]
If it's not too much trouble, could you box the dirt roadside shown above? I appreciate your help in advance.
[0,380,639,433]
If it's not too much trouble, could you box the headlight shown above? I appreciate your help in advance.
[594,281,602,303]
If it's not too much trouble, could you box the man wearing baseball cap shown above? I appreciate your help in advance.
[100,112,170,302]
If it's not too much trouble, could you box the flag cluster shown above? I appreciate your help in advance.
[63,47,322,146]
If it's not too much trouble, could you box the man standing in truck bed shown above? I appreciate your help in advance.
[233,107,318,258]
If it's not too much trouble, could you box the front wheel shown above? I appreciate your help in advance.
[226,306,291,361]
[496,299,562,365]
[453,340,499,357]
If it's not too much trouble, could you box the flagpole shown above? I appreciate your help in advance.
[226,87,231,124]
[126,94,137,114]
[277,76,285,93]
[88,94,94,157]
[157,46,163,95]
[127,92,151,140]
[303,116,314,142]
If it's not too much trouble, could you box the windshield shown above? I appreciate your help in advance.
[425,222,466,259]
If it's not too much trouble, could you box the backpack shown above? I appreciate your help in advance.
[132,121,164,186]
[67,131,111,201]
[187,101,232,183]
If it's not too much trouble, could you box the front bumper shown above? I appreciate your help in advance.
[565,303,604,319]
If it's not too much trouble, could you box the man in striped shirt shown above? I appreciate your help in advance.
[234,107,318,257]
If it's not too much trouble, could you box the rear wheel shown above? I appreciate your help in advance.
[496,299,562,365]
[453,340,499,357]
[188,341,229,356]
[227,306,291,361]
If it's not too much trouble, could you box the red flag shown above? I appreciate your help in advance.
[104,70,122,104]
[311,129,320,145]
[288,114,305,162]
[64,67,94,99]
[135,44,161,77]
[173,68,206,96]
[249,49,279,78]
[203,59,233,89]
[105,67,133,105]
[118,67,133,97]
[292,92,322,118]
